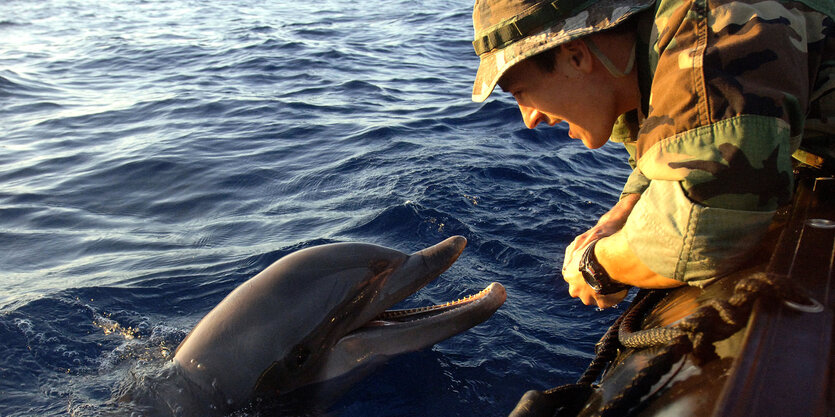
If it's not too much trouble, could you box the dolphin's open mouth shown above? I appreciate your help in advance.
[322,236,505,367]
[362,282,505,327]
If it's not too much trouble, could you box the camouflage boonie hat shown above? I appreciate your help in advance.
[472,0,655,102]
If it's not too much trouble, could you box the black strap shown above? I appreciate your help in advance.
[473,0,590,55]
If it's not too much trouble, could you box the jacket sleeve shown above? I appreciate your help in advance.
[620,0,834,285]
[611,112,652,198]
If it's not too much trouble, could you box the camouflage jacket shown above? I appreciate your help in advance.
[609,0,835,285]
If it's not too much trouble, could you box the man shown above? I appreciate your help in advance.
[471,0,835,308]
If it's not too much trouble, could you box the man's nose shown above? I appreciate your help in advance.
[519,104,542,129]
[519,104,559,129]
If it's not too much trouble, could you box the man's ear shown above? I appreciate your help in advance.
[560,39,593,74]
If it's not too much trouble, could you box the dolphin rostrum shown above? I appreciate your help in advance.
[136,235,505,414]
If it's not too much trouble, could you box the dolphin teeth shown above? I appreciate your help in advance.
[373,284,494,321]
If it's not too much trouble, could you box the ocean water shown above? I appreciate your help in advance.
[0,0,633,415]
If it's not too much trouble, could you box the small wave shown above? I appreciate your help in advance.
[343,201,473,243]
[6,100,64,115]
[469,98,522,125]
[345,125,401,143]
[236,37,305,56]
[0,70,61,98]
[248,25,275,34]
[309,47,350,61]
[473,165,538,184]
[290,27,342,39]
[337,79,384,94]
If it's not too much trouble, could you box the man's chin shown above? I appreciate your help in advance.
[578,133,608,150]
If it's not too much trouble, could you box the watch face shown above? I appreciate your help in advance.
[581,266,602,291]
[580,240,624,294]
[581,255,625,295]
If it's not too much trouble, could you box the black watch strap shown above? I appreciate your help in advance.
[579,240,629,295]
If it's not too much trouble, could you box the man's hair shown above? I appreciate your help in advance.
[529,47,559,73]
[526,17,636,74]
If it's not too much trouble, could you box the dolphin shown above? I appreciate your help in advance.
[136,235,504,414]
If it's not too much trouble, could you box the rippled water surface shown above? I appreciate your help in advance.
[1,0,633,415]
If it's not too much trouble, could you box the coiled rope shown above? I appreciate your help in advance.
[600,271,809,416]
[509,271,809,417]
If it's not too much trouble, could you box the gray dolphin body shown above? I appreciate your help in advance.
[155,236,504,414]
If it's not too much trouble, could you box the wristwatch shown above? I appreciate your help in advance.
[579,240,629,295]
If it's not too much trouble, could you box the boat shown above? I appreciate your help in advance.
[509,172,835,417]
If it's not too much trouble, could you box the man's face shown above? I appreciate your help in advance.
[496,46,619,149]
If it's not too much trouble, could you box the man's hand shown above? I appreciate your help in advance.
[562,239,628,308]
[561,194,639,308]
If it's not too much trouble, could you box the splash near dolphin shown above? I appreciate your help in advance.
[119,236,505,415]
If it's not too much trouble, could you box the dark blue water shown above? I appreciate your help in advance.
[0,0,633,415]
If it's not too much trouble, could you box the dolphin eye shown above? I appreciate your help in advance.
[292,344,310,367]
